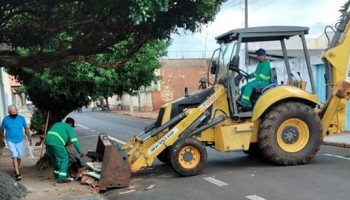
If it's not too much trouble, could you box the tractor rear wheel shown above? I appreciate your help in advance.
[258,102,323,165]
[169,137,207,176]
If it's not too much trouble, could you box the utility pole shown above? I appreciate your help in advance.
[244,0,249,65]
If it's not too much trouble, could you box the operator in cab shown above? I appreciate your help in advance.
[239,48,271,110]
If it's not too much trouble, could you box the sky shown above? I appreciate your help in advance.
[166,0,348,58]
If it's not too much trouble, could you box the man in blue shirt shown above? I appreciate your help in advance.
[0,105,32,181]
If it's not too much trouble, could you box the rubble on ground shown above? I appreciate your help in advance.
[0,171,28,200]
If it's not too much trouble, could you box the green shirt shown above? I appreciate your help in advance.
[249,59,271,84]
[45,122,82,153]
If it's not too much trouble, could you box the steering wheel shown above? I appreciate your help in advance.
[238,69,250,79]
[233,69,250,96]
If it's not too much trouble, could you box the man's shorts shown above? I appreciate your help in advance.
[7,140,25,159]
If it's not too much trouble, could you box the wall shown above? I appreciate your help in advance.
[117,91,155,112]
[158,58,211,103]
[112,58,212,112]
[116,57,319,112]
[0,68,13,119]
[245,58,314,92]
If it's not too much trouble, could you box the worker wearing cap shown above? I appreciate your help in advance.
[45,117,84,183]
[240,48,271,109]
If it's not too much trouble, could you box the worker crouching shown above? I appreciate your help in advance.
[45,117,84,183]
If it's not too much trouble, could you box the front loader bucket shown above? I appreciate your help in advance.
[87,133,131,190]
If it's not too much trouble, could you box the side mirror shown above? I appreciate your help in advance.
[210,61,218,74]
[228,55,240,73]
[199,77,208,89]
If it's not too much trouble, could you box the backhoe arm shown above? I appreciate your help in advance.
[321,4,350,135]
[122,85,227,173]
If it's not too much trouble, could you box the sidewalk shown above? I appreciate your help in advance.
[111,109,158,120]
[0,106,105,200]
[323,132,350,148]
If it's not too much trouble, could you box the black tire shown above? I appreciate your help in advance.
[243,143,263,158]
[157,147,170,165]
[169,137,207,176]
[258,102,323,165]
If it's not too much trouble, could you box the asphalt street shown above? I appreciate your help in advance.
[69,110,350,200]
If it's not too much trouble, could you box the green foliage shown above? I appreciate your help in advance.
[128,0,170,24]
[1,0,225,128]
[8,39,169,122]
[97,39,169,96]
[13,85,25,93]
[30,109,46,135]
[341,0,350,12]
[0,0,225,69]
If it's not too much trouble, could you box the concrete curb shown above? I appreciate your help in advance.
[323,141,350,148]
[118,112,158,120]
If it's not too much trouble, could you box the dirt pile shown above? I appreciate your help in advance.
[0,171,28,200]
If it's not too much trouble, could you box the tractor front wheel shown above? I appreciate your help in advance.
[169,137,207,176]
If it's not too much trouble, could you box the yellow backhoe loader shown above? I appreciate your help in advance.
[90,5,350,190]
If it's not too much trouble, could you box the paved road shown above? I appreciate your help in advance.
[69,111,350,200]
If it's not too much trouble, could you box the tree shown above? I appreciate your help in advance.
[113,40,169,96]
[8,39,169,130]
[0,0,225,70]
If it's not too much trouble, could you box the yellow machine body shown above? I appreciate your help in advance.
[96,5,350,187]
[121,82,325,173]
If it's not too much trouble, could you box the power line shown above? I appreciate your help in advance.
[249,0,282,11]
[220,0,244,11]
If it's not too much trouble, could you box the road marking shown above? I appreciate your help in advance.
[119,189,135,194]
[76,124,89,129]
[323,153,350,160]
[74,123,125,144]
[246,195,266,200]
[203,177,228,187]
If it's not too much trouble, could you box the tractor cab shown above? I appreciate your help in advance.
[209,26,317,118]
